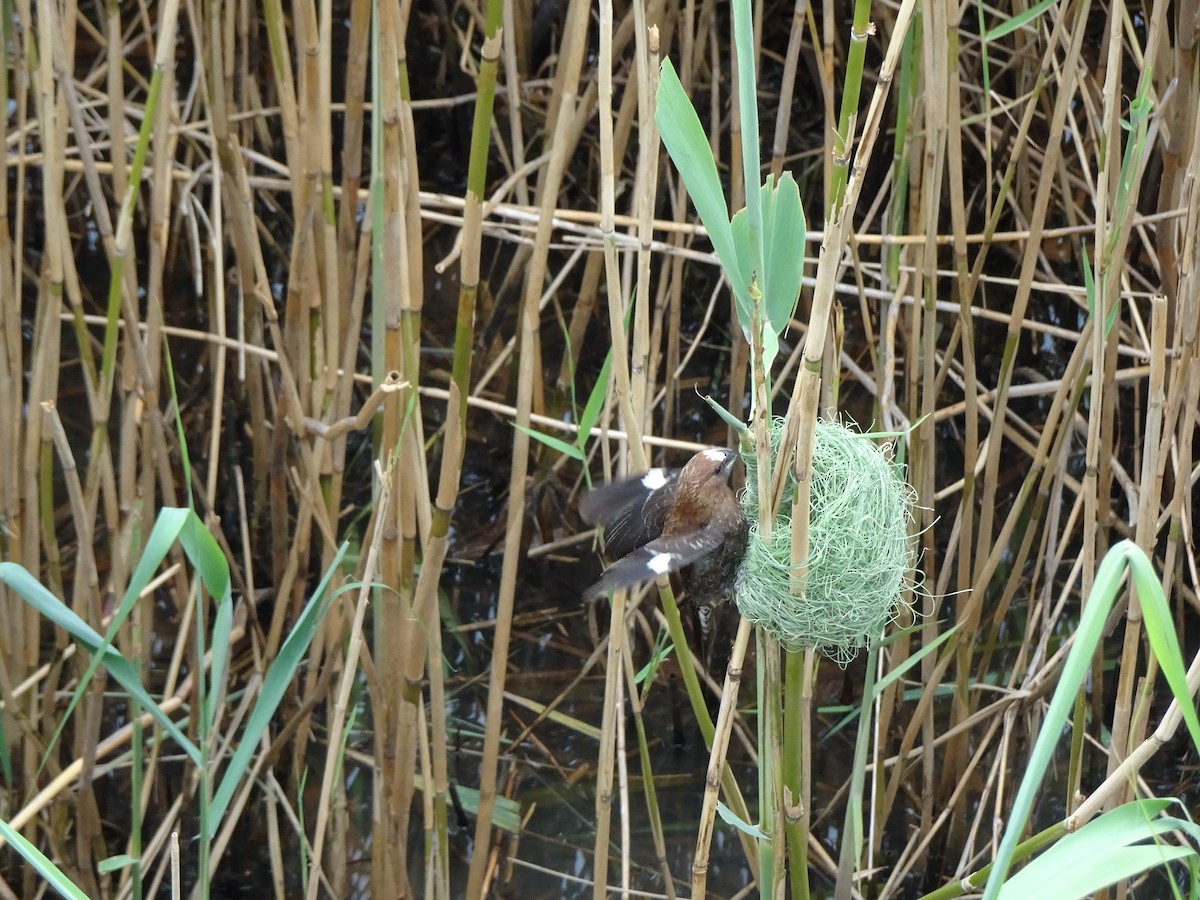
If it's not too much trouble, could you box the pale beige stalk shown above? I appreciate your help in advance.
[690,618,753,899]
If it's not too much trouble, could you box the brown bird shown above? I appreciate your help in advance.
[579,448,749,609]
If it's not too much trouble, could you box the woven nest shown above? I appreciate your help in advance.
[736,418,917,663]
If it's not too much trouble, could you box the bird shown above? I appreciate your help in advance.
[579,448,749,611]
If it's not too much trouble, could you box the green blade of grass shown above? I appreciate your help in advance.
[0,560,200,765]
[178,512,233,735]
[0,818,90,899]
[577,347,614,447]
[984,0,1059,42]
[717,801,769,839]
[873,624,958,698]
[514,424,585,461]
[998,800,1194,899]
[983,541,1200,898]
[207,542,348,834]
[1126,549,1200,750]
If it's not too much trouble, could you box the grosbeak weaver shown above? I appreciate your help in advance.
[580,448,749,608]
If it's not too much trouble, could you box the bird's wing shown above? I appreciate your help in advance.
[582,526,722,600]
[579,468,679,559]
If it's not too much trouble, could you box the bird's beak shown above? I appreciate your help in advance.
[720,449,737,479]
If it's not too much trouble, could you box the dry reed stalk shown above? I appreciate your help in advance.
[139,793,188,898]
[1096,10,1175,847]
[44,393,106,891]
[755,2,918,889]
[306,461,393,897]
[1086,15,1153,844]
[620,639,679,899]
[0,11,19,726]
[1107,293,1169,806]
[499,7,531,211]
[23,0,64,683]
[134,44,182,900]
[928,1,1091,835]
[463,0,592,886]
[769,0,808,182]
[973,2,1089,578]
[404,0,506,885]
[30,3,105,890]
[918,0,972,846]
[592,0,631,889]
[377,1,433,891]
[628,18,660,437]
[691,617,752,898]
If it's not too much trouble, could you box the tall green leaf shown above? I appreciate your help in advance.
[655,59,750,314]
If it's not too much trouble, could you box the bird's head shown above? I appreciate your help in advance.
[673,448,738,513]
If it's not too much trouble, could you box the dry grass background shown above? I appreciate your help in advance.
[1,0,1198,896]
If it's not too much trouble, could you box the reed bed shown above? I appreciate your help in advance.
[1,0,1198,897]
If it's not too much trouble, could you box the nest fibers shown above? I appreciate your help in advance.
[737,418,917,663]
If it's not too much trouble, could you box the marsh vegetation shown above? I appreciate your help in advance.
[1,0,1198,896]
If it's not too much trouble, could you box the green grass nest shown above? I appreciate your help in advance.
[737,418,917,663]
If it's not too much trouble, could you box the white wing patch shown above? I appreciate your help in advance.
[641,469,670,491]
[647,552,675,574]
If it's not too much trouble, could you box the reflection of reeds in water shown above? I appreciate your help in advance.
[3,0,1198,897]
